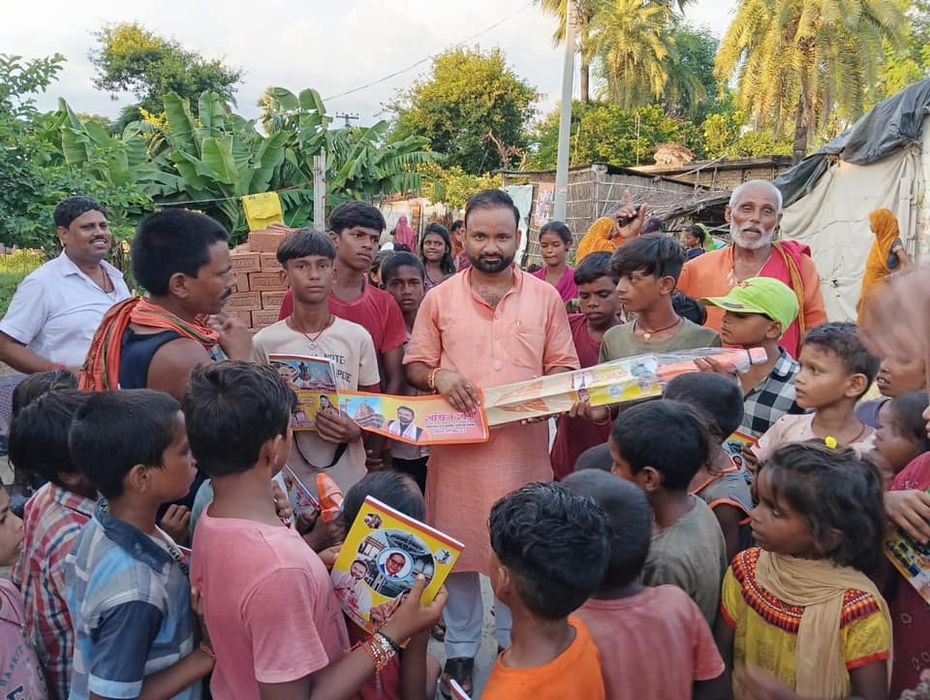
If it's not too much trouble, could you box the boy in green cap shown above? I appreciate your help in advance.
[699,277,805,477]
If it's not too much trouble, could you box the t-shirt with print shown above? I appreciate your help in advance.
[253,318,380,493]
[641,495,728,627]
[576,585,724,699]
[191,511,349,700]
[752,413,876,463]
[0,579,48,700]
[600,318,721,362]
[278,286,407,359]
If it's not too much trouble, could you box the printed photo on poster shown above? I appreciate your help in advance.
[268,354,339,431]
[339,390,489,446]
[332,496,463,634]
[885,529,930,604]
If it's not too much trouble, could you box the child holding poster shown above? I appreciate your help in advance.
[252,230,381,493]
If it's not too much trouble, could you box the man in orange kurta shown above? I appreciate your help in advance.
[405,189,579,694]
[677,180,826,358]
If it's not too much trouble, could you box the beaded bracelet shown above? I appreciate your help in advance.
[361,633,396,694]
[376,629,403,654]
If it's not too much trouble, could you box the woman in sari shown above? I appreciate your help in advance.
[575,191,651,264]
[858,208,913,324]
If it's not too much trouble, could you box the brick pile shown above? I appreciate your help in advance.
[227,228,291,333]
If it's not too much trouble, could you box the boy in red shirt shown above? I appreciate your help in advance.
[278,203,407,398]
[565,469,726,700]
[549,252,621,479]
[482,482,609,700]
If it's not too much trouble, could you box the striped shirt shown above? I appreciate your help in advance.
[12,482,95,700]
[65,501,199,700]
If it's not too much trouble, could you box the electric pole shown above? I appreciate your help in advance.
[553,0,575,221]
[335,112,359,128]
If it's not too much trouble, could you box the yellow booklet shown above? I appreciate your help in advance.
[331,496,463,634]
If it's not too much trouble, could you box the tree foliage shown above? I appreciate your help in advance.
[416,163,502,209]
[390,47,539,175]
[715,0,904,161]
[0,54,150,252]
[702,109,793,159]
[526,102,684,169]
[90,23,243,128]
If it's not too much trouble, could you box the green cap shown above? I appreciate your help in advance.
[701,277,799,337]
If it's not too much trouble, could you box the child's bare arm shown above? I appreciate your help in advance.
[713,613,734,694]
[732,662,887,700]
[712,504,744,565]
[88,648,213,700]
[693,674,729,700]
[848,661,889,700]
[399,630,431,700]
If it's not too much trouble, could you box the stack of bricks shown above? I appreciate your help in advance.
[227,228,291,333]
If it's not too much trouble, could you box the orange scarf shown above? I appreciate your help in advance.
[80,297,220,392]
[575,217,618,263]
[857,209,901,322]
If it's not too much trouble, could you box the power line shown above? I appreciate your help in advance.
[323,1,536,102]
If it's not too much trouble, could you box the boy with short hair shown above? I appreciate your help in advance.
[278,202,408,397]
[600,235,721,361]
[8,390,92,700]
[550,252,621,479]
[66,390,213,700]
[564,469,726,700]
[187,361,446,700]
[253,230,380,493]
[610,399,728,626]
[382,251,430,491]
[856,352,927,428]
[701,276,805,468]
[753,321,879,461]
[482,482,610,700]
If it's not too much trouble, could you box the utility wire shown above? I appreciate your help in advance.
[323,1,536,102]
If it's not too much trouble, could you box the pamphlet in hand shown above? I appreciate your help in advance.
[275,465,321,524]
[268,354,338,431]
[885,527,930,604]
[331,496,463,634]
[339,390,489,446]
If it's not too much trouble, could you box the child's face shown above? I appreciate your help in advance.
[421,233,448,263]
[794,344,863,409]
[153,413,198,504]
[332,226,381,274]
[721,311,778,347]
[578,276,620,328]
[385,265,425,315]
[876,354,926,398]
[682,232,698,248]
[539,232,569,268]
[284,255,334,305]
[875,403,922,475]
[615,271,670,314]
[750,469,817,557]
[0,490,23,567]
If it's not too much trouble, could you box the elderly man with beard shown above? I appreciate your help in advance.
[678,180,826,358]
[0,197,131,374]
[405,189,579,697]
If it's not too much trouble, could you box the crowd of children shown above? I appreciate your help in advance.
[2,188,930,700]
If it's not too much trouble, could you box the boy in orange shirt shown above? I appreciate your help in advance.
[482,482,610,700]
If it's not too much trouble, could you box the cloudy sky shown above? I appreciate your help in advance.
[5,0,737,123]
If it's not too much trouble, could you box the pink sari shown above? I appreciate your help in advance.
[534,266,578,303]
[393,216,417,249]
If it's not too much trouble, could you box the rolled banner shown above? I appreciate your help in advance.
[483,346,767,427]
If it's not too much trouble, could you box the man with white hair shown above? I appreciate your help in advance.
[678,180,826,357]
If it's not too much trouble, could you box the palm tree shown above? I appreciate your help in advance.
[588,0,678,107]
[535,0,690,103]
[716,0,903,163]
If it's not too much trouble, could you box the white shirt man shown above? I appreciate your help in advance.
[0,198,131,371]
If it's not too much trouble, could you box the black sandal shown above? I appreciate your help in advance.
[440,657,474,698]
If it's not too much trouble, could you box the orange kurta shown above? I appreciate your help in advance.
[404,267,579,573]
[677,243,826,358]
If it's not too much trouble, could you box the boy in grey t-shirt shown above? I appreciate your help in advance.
[608,399,727,627]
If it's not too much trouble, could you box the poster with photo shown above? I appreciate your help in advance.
[339,390,489,446]
[268,354,338,431]
[332,496,463,634]
[885,528,930,604]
